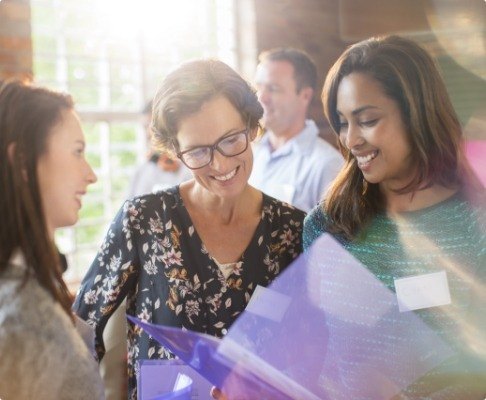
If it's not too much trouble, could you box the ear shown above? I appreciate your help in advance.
[300,87,314,106]
[249,125,260,141]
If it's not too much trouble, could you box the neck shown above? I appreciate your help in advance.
[267,119,306,151]
[382,184,458,214]
[183,181,261,225]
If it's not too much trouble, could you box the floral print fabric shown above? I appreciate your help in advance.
[73,186,305,399]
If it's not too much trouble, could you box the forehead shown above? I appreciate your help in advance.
[336,73,389,112]
[46,109,83,144]
[255,60,296,85]
[176,95,244,146]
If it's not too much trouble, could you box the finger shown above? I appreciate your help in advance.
[210,386,226,400]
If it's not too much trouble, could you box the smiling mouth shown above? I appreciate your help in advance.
[213,167,238,182]
[356,150,378,167]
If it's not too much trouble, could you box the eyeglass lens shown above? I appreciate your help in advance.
[180,130,248,169]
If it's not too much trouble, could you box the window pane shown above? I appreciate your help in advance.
[31,0,237,285]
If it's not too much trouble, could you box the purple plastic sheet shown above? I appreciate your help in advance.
[129,233,454,399]
[138,359,213,400]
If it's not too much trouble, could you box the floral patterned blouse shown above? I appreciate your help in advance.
[73,186,305,399]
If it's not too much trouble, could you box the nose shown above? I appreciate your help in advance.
[341,123,364,150]
[86,161,97,184]
[210,148,232,171]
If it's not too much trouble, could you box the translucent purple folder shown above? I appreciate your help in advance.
[128,233,453,399]
[137,359,213,399]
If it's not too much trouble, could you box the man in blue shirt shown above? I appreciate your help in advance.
[249,48,343,212]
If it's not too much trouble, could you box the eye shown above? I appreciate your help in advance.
[268,85,280,93]
[337,121,348,131]
[360,118,378,127]
[185,147,208,160]
[221,134,241,145]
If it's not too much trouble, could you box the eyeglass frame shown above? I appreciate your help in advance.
[174,119,253,170]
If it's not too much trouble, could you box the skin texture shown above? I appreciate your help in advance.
[37,109,97,238]
[336,72,456,213]
[255,60,312,149]
[336,72,414,195]
[177,95,256,203]
[177,95,262,264]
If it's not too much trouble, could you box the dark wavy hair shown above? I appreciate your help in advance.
[321,35,480,240]
[151,59,263,153]
[0,80,74,320]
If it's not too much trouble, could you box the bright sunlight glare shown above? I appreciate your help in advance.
[96,0,205,41]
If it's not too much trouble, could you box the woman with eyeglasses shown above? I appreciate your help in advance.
[73,59,306,399]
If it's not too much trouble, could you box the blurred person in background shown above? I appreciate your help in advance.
[74,59,306,399]
[250,48,343,212]
[0,80,102,399]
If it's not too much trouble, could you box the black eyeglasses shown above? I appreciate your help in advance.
[176,122,251,170]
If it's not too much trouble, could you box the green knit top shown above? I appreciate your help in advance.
[303,191,485,398]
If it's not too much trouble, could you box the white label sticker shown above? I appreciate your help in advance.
[245,285,292,322]
[394,271,451,312]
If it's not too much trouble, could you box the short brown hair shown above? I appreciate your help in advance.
[259,47,317,92]
[152,59,263,153]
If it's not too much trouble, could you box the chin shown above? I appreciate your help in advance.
[62,215,79,228]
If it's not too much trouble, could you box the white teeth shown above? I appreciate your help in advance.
[356,151,378,165]
[214,168,237,181]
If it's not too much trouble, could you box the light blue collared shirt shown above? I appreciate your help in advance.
[249,120,344,212]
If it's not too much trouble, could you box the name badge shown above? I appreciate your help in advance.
[394,271,451,312]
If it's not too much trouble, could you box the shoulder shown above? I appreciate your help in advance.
[454,190,486,246]
[304,204,328,229]
[263,194,306,223]
[130,185,180,206]
[428,190,485,231]
[1,274,71,333]
[0,277,104,399]
[120,186,182,222]
[303,204,330,250]
[0,275,68,363]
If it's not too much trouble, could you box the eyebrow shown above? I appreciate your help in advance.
[337,105,380,117]
[75,140,86,148]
